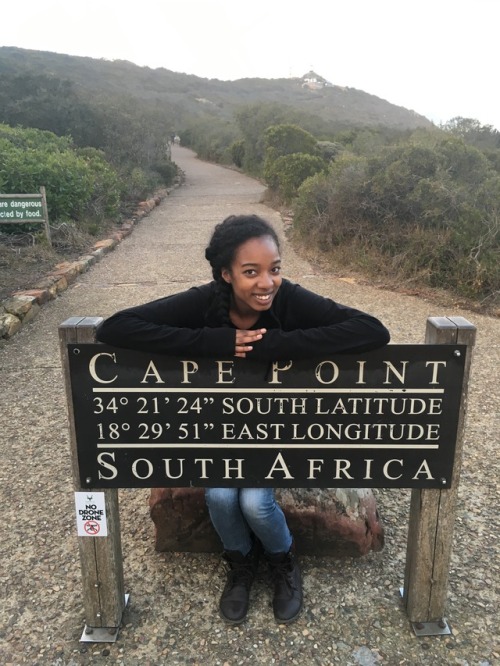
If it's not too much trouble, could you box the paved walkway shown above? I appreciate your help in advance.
[1,146,498,665]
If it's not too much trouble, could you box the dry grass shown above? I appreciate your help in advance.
[288,229,500,317]
[0,223,112,300]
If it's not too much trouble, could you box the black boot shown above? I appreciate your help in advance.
[219,543,259,624]
[267,543,303,624]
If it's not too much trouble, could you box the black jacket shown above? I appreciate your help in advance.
[96,278,390,359]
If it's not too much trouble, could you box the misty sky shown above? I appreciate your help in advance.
[2,0,499,130]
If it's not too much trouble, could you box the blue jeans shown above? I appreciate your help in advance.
[205,487,292,556]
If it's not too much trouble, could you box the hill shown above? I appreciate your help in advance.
[0,47,432,132]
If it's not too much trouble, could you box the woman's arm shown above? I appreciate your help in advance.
[248,282,390,360]
[96,286,236,357]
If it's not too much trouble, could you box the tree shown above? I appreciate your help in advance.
[441,117,500,151]
[235,103,295,174]
[264,153,327,203]
[263,124,318,162]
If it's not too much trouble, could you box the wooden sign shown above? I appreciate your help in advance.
[67,343,466,489]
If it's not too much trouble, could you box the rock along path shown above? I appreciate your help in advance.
[0,145,499,665]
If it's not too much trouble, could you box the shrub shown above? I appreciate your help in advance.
[0,124,121,230]
[291,131,500,305]
[230,140,245,168]
[263,153,327,203]
[121,167,156,203]
[316,141,343,161]
[264,124,318,162]
[152,157,178,185]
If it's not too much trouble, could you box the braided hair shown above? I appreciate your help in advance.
[204,214,280,326]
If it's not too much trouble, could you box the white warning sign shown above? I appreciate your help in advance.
[74,492,108,537]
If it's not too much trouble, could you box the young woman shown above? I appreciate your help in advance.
[96,214,390,625]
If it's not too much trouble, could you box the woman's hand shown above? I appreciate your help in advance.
[234,328,267,357]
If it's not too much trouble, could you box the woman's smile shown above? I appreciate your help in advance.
[254,292,273,302]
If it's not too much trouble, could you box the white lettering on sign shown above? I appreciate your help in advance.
[91,452,438,485]
[89,352,118,384]
[74,491,108,537]
[87,354,451,387]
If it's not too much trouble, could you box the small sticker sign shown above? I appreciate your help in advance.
[75,492,108,537]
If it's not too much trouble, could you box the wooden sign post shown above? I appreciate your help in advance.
[403,317,476,635]
[60,317,125,643]
[59,315,476,641]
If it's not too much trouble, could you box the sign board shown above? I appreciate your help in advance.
[74,491,108,536]
[0,195,44,220]
[0,189,51,244]
[67,343,466,489]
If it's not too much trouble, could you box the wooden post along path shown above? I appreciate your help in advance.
[59,317,126,643]
[403,316,476,634]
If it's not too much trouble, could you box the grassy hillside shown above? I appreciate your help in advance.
[0,47,432,132]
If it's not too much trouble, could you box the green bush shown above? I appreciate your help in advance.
[264,124,318,162]
[317,141,343,161]
[294,156,368,244]
[76,147,121,218]
[0,124,120,229]
[152,157,178,185]
[121,167,157,203]
[235,103,292,175]
[181,118,239,164]
[292,131,500,304]
[230,140,245,168]
[264,153,327,203]
[0,73,177,174]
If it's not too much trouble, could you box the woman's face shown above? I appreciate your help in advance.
[222,235,282,317]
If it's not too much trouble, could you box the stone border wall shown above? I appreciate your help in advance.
[0,185,178,342]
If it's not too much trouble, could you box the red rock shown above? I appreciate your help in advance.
[149,487,384,556]
[13,289,52,305]
[93,239,117,251]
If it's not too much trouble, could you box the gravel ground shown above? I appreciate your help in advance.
[0,146,499,665]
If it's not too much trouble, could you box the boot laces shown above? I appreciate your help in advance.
[224,561,255,589]
[272,558,298,592]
